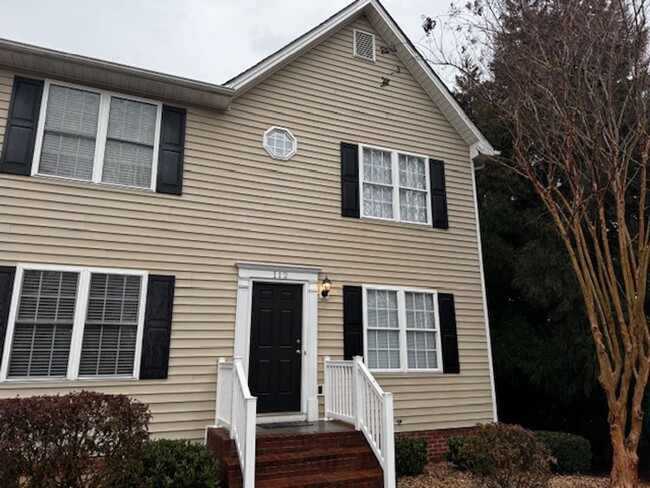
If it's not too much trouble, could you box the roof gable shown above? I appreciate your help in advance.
[227,0,495,158]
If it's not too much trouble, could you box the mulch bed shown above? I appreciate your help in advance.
[398,462,650,488]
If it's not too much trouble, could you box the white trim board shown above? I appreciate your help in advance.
[233,262,320,423]
[470,154,499,422]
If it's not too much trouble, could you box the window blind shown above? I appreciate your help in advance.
[8,270,78,378]
[102,97,156,188]
[39,85,100,181]
[79,273,141,376]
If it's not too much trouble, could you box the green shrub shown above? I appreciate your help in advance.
[0,391,150,488]
[140,439,220,488]
[458,423,553,488]
[445,435,476,469]
[395,436,428,476]
[535,431,591,473]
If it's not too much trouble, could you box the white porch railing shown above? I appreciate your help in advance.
[324,356,396,488]
[215,357,257,488]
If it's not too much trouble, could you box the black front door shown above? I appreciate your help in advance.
[248,282,303,413]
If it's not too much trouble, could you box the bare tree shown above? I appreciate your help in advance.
[427,1,650,486]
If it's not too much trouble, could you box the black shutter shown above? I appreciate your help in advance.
[430,159,449,229]
[438,293,460,374]
[343,285,363,360]
[0,267,16,365]
[341,143,360,218]
[156,106,186,195]
[0,77,44,176]
[140,275,175,379]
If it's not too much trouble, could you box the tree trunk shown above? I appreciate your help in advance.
[609,418,640,488]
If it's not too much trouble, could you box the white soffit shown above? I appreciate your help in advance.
[0,38,234,110]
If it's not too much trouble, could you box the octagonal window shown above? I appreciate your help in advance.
[263,127,297,160]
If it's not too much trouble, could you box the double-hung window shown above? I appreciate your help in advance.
[360,145,431,224]
[33,81,162,190]
[0,265,147,381]
[364,286,441,372]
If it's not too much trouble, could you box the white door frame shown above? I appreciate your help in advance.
[234,262,320,423]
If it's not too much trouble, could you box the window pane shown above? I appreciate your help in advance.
[8,270,78,378]
[363,148,392,184]
[40,133,96,180]
[102,141,153,188]
[398,154,426,189]
[367,330,400,369]
[405,292,436,330]
[366,289,400,370]
[265,129,295,158]
[407,331,438,369]
[79,274,141,376]
[106,98,157,146]
[363,183,393,219]
[39,85,100,181]
[366,290,398,329]
[399,189,427,223]
[102,97,156,188]
[44,85,100,137]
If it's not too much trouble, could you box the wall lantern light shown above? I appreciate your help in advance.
[320,276,332,299]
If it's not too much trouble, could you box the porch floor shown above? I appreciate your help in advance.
[255,419,354,436]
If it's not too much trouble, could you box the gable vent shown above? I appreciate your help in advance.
[353,29,375,62]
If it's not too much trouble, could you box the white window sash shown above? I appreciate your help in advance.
[31,79,162,192]
[0,263,148,382]
[362,285,442,373]
[358,144,432,225]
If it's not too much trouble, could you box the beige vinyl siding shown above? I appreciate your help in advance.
[0,16,494,440]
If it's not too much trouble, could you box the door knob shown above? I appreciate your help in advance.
[296,349,302,355]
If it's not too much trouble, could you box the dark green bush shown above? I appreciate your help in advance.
[458,423,553,488]
[445,435,476,469]
[0,391,150,488]
[395,436,428,476]
[140,439,220,488]
[535,431,591,473]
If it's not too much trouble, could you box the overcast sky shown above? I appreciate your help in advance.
[0,0,448,85]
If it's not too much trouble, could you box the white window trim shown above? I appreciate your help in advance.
[362,284,443,374]
[0,263,149,382]
[31,79,163,192]
[358,143,433,226]
[353,29,376,63]
[262,126,298,160]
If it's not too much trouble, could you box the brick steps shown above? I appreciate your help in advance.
[256,468,383,487]
[206,424,384,487]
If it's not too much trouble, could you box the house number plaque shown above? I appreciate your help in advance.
[273,271,288,279]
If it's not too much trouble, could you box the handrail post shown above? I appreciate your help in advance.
[353,356,363,430]
[324,356,331,419]
[382,392,395,488]
[230,357,242,440]
[215,358,225,426]
[244,397,257,488]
